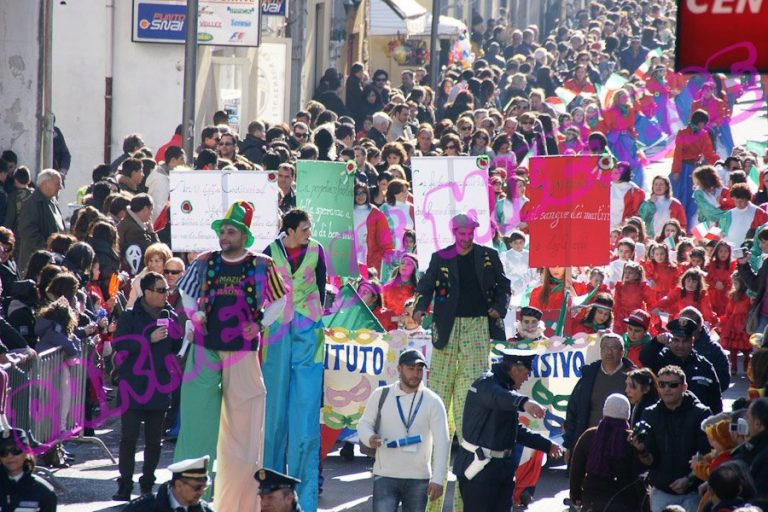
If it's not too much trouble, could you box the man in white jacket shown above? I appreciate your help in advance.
[146,146,186,223]
[358,349,450,512]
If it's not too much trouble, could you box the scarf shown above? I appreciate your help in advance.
[618,104,630,116]
[623,332,652,351]
[586,417,630,479]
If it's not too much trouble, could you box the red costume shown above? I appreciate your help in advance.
[529,285,572,336]
[671,127,719,174]
[691,96,730,128]
[719,295,752,351]
[379,280,416,331]
[599,106,638,139]
[562,78,596,95]
[705,261,736,317]
[656,288,716,325]
[364,207,395,274]
[645,262,681,301]
[612,281,657,334]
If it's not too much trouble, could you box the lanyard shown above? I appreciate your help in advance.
[396,392,424,434]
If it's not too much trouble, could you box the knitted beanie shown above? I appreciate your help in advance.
[603,393,631,421]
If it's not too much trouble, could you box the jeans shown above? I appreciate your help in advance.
[756,314,768,335]
[119,409,165,487]
[649,487,700,512]
[373,476,429,512]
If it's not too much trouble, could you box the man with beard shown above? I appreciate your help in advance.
[413,213,510,512]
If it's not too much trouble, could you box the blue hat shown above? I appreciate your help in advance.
[255,468,300,495]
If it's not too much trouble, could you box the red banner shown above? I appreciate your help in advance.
[676,0,768,72]
[528,155,610,268]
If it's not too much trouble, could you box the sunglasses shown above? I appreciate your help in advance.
[658,380,682,389]
[151,287,169,294]
[163,269,183,276]
[181,480,208,492]
[459,126,473,131]
[0,447,23,457]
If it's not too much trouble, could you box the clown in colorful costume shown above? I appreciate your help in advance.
[174,201,287,512]
[262,208,326,512]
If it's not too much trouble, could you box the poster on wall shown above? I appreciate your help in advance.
[169,170,279,252]
[411,156,494,272]
[132,0,261,47]
[261,0,287,16]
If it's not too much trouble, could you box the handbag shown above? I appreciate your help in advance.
[359,386,390,458]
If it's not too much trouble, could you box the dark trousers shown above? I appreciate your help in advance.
[458,469,516,512]
[119,409,165,486]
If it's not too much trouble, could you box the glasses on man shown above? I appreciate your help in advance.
[658,380,682,389]
[218,141,234,146]
[0,447,23,457]
[294,132,308,139]
[163,269,183,276]
[151,287,170,294]
[181,480,208,493]
[459,126,472,131]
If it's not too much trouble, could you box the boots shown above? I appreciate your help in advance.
[139,475,155,496]
[112,478,133,501]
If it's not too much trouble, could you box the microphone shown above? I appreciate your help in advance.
[158,309,170,329]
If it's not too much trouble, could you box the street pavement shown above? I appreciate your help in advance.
[53,85,767,511]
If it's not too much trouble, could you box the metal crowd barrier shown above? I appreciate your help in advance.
[2,342,116,490]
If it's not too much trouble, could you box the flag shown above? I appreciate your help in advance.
[555,87,578,106]
[664,236,676,249]
[322,283,385,332]
[545,96,567,115]
[554,290,571,337]
[705,227,722,241]
[633,47,663,81]
[691,222,709,240]
[746,140,767,190]
[596,73,629,110]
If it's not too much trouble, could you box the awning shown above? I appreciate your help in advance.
[370,0,466,37]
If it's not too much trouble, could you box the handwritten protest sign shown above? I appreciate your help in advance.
[411,156,494,272]
[169,170,280,252]
[527,155,610,268]
[296,161,356,277]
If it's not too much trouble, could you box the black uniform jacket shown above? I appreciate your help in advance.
[123,482,215,512]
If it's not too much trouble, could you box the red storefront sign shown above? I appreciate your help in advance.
[528,155,611,268]
[675,0,768,72]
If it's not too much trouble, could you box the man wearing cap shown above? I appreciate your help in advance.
[640,318,722,413]
[680,306,730,392]
[631,365,711,512]
[563,333,636,462]
[124,456,214,511]
[255,468,301,512]
[0,428,57,512]
[413,212,510,512]
[622,308,653,366]
[261,208,326,511]
[174,200,287,511]
[358,348,449,512]
[454,348,562,511]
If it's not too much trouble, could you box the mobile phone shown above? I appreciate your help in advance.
[732,247,745,259]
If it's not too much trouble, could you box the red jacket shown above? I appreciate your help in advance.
[646,262,680,301]
[155,133,183,164]
[691,96,730,127]
[600,106,637,138]
[365,207,394,274]
[671,126,719,173]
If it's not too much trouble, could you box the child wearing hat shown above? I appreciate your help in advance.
[690,413,739,511]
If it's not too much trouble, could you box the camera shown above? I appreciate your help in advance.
[730,417,748,436]
[732,247,745,259]
[632,420,652,444]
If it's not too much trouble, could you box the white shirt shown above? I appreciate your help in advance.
[358,382,449,484]
[651,196,671,237]
[353,205,370,263]
[725,204,757,247]
[610,182,633,229]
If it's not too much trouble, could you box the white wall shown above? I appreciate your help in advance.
[52,0,184,211]
[0,0,42,173]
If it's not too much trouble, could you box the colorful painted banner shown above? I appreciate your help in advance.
[411,156,494,272]
[527,155,611,268]
[493,334,602,437]
[296,161,357,278]
[169,170,279,252]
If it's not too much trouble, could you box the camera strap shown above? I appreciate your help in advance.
[396,392,424,434]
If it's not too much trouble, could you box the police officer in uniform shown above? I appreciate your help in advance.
[122,456,214,512]
[454,348,564,511]
[255,468,301,512]
[0,428,56,512]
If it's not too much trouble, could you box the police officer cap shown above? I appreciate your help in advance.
[399,348,428,368]
[520,306,543,321]
[0,428,33,449]
[498,347,537,371]
[255,468,300,495]
[667,318,697,339]
[168,455,209,482]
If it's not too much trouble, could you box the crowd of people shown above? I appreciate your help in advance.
[0,0,768,511]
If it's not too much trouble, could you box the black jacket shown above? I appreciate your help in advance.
[733,429,768,499]
[0,467,57,512]
[367,127,388,150]
[17,189,64,272]
[453,364,552,482]
[640,339,722,413]
[113,300,183,411]
[123,482,214,512]
[640,392,711,493]
[694,327,730,392]
[562,358,636,450]
[738,260,768,333]
[239,134,266,165]
[414,243,510,349]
